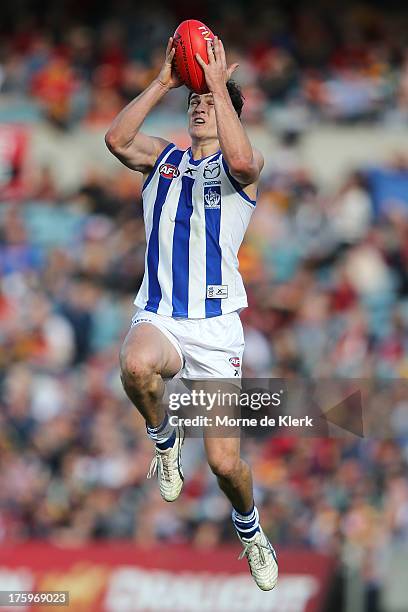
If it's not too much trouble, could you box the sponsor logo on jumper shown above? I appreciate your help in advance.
[207,285,228,299]
[203,161,221,179]
[185,167,198,177]
[159,163,180,179]
[204,180,222,186]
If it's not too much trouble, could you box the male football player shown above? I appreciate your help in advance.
[105,35,278,590]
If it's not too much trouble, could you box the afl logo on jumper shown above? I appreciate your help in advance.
[204,160,221,179]
[159,163,180,179]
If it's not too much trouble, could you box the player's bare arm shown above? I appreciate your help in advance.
[195,37,264,187]
[105,37,182,174]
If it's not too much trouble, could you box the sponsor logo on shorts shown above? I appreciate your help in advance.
[207,285,228,299]
[159,163,180,179]
[132,317,151,326]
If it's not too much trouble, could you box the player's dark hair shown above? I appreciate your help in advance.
[188,80,244,118]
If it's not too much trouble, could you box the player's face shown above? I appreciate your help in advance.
[188,93,217,140]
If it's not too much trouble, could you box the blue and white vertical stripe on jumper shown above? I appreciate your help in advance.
[134,145,256,319]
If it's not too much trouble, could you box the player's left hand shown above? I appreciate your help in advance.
[195,37,239,94]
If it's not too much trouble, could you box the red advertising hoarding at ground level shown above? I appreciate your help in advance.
[0,543,336,612]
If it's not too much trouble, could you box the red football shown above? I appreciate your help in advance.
[173,20,215,94]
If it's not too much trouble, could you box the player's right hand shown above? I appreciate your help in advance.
[156,37,183,90]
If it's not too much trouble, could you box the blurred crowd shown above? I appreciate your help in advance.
[1,139,408,569]
[0,1,407,128]
[1,1,408,610]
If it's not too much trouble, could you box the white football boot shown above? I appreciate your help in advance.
[146,424,185,502]
[238,527,278,591]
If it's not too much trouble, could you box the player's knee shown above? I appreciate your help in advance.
[208,455,240,481]
[119,345,157,388]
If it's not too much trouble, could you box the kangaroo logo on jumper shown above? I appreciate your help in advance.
[204,160,221,179]
[159,163,180,179]
[204,186,221,209]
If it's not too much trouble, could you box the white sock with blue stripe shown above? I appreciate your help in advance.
[232,504,260,541]
[146,413,176,450]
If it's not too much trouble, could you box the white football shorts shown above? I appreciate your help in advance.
[131,308,244,381]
